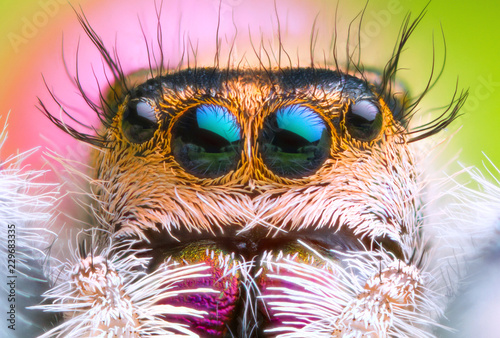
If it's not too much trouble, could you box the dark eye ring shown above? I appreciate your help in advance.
[122,99,158,144]
[345,100,383,141]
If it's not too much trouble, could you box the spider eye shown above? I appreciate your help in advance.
[122,100,158,144]
[171,104,242,178]
[345,100,383,141]
[259,105,331,178]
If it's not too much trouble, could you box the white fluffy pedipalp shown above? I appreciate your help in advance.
[260,242,440,338]
[33,232,219,337]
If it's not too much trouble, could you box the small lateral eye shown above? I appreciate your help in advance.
[122,100,158,144]
[259,105,331,178]
[171,104,242,178]
[345,100,383,141]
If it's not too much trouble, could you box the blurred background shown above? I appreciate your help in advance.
[0,0,498,172]
[0,0,498,336]
[0,0,500,173]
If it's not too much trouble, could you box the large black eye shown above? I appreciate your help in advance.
[122,100,158,144]
[345,100,383,141]
[171,104,242,178]
[259,105,331,178]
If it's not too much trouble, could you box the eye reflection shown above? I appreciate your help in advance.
[171,104,241,178]
[345,100,383,141]
[260,105,331,178]
[122,99,158,144]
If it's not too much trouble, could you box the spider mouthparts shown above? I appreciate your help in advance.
[141,223,404,336]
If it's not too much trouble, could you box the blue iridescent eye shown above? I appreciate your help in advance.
[259,105,331,178]
[171,104,241,178]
